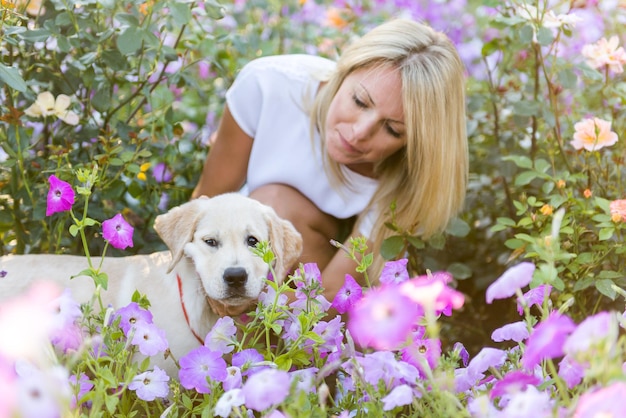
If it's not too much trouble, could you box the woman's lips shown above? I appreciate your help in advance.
[338,132,361,154]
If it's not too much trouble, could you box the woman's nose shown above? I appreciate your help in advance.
[351,114,377,142]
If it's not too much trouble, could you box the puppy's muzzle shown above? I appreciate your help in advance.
[223,267,248,288]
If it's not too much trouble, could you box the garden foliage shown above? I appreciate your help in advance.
[2,0,626,416]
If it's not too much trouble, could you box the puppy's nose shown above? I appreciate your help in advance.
[223,267,247,287]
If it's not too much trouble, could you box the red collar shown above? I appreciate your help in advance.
[176,274,205,345]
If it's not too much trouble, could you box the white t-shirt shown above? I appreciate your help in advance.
[225,54,378,237]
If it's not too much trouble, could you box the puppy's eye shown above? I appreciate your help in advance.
[246,236,259,247]
[204,238,218,247]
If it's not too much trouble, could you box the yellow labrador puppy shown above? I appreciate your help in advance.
[0,193,302,374]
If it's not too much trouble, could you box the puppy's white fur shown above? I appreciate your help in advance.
[0,193,302,375]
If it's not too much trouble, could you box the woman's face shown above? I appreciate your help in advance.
[325,64,407,177]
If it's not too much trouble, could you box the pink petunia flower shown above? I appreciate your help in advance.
[517,284,552,315]
[46,175,75,216]
[348,284,419,350]
[491,321,530,343]
[574,381,626,417]
[582,35,626,74]
[102,213,134,250]
[563,311,618,361]
[331,274,363,314]
[400,338,441,379]
[558,355,585,389]
[571,117,618,151]
[489,370,541,400]
[400,272,464,316]
[521,312,576,369]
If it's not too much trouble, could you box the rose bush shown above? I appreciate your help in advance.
[3,0,626,416]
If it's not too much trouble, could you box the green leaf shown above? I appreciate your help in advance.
[380,235,404,260]
[599,228,615,241]
[536,27,554,46]
[515,171,538,186]
[513,100,540,117]
[558,68,578,89]
[595,278,617,300]
[69,224,79,237]
[0,63,27,92]
[170,2,192,25]
[117,27,142,55]
[447,262,472,280]
[446,218,470,237]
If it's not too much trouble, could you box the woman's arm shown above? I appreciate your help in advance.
[192,105,253,199]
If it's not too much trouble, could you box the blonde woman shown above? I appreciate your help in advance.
[192,19,468,313]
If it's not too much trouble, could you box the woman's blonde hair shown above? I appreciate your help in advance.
[311,19,468,279]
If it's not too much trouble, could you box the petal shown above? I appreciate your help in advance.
[37,92,56,114]
[54,94,71,112]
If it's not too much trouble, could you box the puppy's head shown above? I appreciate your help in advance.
[154,193,302,308]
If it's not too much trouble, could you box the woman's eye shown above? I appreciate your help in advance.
[352,94,367,108]
[386,124,402,138]
[204,238,218,247]
[246,236,259,247]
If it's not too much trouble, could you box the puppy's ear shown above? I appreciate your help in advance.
[264,208,303,283]
[154,198,207,273]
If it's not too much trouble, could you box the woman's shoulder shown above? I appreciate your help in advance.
[240,54,336,82]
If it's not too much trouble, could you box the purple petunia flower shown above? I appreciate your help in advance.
[521,312,576,369]
[501,385,552,416]
[489,370,541,400]
[517,284,552,315]
[382,384,415,411]
[290,367,318,394]
[128,366,170,401]
[400,338,441,379]
[69,373,93,408]
[348,284,419,350]
[204,316,237,354]
[486,262,536,303]
[491,321,530,343]
[558,355,585,389]
[453,342,469,367]
[331,274,363,314]
[102,213,134,250]
[379,259,410,285]
[215,388,245,418]
[114,302,153,335]
[130,322,169,356]
[351,351,419,390]
[467,347,507,376]
[179,346,228,393]
[232,348,267,377]
[241,369,290,411]
[46,175,75,216]
[310,316,344,356]
[151,162,173,183]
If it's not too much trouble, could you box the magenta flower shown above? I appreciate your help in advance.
[379,259,410,285]
[179,347,228,393]
[491,321,530,343]
[204,317,237,354]
[331,274,363,314]
[574,382,626,417]
[46,175,75,216]
[348,284,419,350]
[241,369,290,411]
[102,213,134,250]
[400,273,463,316]
[521,312,576,369]
[486,262,536,303]
[489,370,541,400]
[517,284,552,315]
[129,366,170,401]
[114,302,153,335]
[130,322,169,356]
[400,338,441,379]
